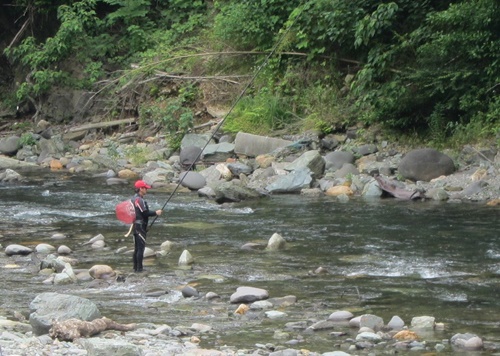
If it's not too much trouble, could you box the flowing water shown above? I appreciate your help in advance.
[0,169,499,353]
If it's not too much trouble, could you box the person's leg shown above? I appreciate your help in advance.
[133,233,140,271]
[135,229,147,272]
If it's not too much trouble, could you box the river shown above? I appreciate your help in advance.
[0,169,499,353]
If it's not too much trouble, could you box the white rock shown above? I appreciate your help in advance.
[178,250,194,266]
[35,243,56,254]
[57,245,72,254]
[266,232,286,250]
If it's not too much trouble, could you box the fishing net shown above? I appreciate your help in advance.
[115,200,135,224]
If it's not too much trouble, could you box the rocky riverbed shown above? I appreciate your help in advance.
[0,121,499,355]
[0,120,498,206]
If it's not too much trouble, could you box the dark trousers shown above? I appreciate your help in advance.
[133,225,147,271]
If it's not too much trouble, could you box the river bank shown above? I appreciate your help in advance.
[0,120,499,206]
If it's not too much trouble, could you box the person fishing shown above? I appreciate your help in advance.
[132,180,162,272]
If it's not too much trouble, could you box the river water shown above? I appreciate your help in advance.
[0,169,499,353]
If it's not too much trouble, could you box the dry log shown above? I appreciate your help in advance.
[374,175,423,200]
[68,118,136,132]
[49,317,136,341]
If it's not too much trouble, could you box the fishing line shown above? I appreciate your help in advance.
[149,9,303,231]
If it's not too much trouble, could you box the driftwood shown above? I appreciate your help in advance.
[374,175,423,200]
[68,118,136,132]
[49,317,136,341]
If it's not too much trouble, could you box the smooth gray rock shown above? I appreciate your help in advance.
[79,338,142,356]
[334,163,359,178]
[328,310,354,321]
[227,162,253,176]
[179,171,206,190]
[266,232,286,250]
[0,156,37,169]
[181,285,199,298]
[4,244,33,256]
[29,293,101,336]
[355,144,378,156]
[265,168,313,193]
[234,132,292,157]
[324,151,355,171]
[0,135,20,155]
[179,145,203,168]
[285,150,325,178]
[202,142,235,162]
[387,315,405,330]
[180,133,214,150]
[450,333,484,351]
[359,314,384,331]
[214,180,264,203]
[0,168,24,182]
[411,315,435,329]
[230,286,269,303]
[398,148,455,181]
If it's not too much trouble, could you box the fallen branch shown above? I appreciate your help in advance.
[374,175,423,200]
[153,70,247,84]
[6,18,30,51]
[49,317,136,341]
[68,118,136,132]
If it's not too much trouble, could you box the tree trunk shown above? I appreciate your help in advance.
[374,175,422,200]
[49,317,136,341]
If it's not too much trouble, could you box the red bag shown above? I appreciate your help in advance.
[115,200,135,224]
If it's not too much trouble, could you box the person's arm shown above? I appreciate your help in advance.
[138,198,162,218]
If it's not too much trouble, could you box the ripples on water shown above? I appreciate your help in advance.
[0,171,499,352]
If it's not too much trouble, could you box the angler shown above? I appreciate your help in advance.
[131,180,162,273]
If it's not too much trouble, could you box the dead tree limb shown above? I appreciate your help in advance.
[153,70,247,84]
[6,18,30,51]
[374,175,423,200]
[68,118,136,132]
[49,317,136,341]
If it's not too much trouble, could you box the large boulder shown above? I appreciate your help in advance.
[213,180,264,203]
[285,150,325,178]
[324,151,355,171]
[234,132,292,157]
[265,168,313,193]
[179,171,206,190]
[202,142,235,163]
[0,156,37,169]
[179,145,203,169]
[398,148,455,181]
[29,293,101,335]
[0,135,20,155]
[180,133,214,150]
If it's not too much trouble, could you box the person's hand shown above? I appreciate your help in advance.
[156,209,163,216]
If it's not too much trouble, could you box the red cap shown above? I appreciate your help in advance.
[134,180,151,189]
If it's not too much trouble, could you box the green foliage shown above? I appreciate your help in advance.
[19,132,36,147]
[348,0,500,144]
[354,3,398,48]
[124,145,149,165]
[139,83,198,150]
[103,0,150,26]
[223,88,296,135]
[2,0,498,147]
[289,0,365,58]
[213,0,300,50]
[4,0,101,100]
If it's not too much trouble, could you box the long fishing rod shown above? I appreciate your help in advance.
[149,10,303,231]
